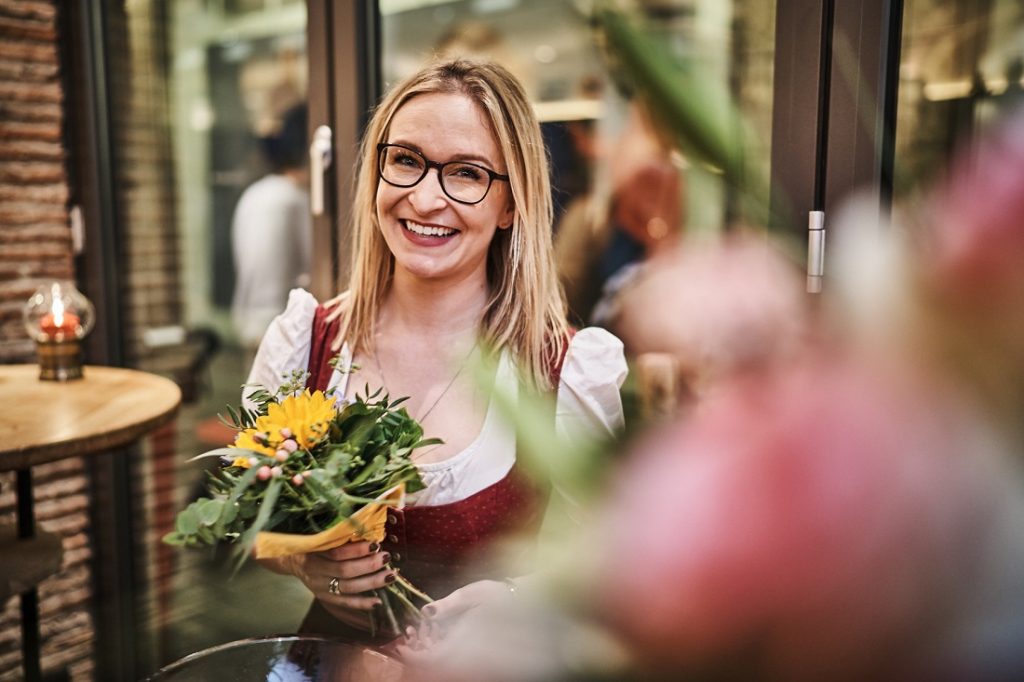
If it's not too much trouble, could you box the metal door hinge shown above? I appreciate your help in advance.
[807,210,825,293]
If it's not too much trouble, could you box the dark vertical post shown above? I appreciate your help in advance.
[15,469,40,681]
[62,1,139,679]
[823,0,904,215]
[769,0,832,236]
[330,0,381,288]
[879,0,905,214]
[307,0,337,301]
[813,0,835,212]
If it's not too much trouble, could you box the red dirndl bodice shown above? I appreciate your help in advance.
[297,304,561,640]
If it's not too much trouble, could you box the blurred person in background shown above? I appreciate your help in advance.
[231,103,312,358]
[555,97,685,326]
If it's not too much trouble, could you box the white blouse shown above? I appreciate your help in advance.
[245,289,627,507]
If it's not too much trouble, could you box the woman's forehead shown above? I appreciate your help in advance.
[387,92,503,162]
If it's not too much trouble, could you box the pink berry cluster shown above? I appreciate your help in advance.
[253,427,308,486]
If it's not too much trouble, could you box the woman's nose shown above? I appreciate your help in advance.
[407,168,447,213]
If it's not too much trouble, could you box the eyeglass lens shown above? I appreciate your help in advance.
[379,146,493,204]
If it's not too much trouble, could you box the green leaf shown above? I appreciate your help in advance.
[196,498,223,526]
[236,476,284,569]
[215,465,260,535]
[196,526,216,544]
[162,531,185,546]
[175,507,199,536]
[304,472,352,518]
[349,454,386,487]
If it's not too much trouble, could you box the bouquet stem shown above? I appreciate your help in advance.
[367,579,434,638]
[394,572,434,603]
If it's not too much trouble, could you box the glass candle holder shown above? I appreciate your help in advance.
[23,281,96,381]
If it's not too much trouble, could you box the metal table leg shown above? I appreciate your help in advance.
[17,468,42,682]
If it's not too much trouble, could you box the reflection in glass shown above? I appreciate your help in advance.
[108,0,312,673]
[379,0,775,325]
[894,0,1024,200]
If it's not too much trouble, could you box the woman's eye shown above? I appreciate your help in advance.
[448,164,484,181]
[393,153,422,168]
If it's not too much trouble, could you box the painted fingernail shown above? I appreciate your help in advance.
[368,542,380,552]
[385,573,396,584]
[381,552,391,564]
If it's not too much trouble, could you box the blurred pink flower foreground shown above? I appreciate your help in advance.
[593,354,1023,680]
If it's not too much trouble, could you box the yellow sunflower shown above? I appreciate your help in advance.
[231,390,337,455]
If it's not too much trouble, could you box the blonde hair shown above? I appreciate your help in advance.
[326,59,569,390]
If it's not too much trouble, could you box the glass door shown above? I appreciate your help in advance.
[376,0,778,324]
[893,0,1024,201]
[62,1,379,678]
[115,0,314,671]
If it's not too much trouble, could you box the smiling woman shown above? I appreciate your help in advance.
[243,58,627,645]
[375,92,515,287]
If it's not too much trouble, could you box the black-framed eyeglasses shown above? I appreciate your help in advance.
[377,143,510,205]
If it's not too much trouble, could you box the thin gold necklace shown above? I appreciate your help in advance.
[371,338,479,424]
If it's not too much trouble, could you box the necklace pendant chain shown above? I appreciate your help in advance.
[373,339,479,423]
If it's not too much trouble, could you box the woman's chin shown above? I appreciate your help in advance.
[392,255,457,282]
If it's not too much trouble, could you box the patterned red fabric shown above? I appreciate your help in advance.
[380,464,547,600]
[298,303,567,639]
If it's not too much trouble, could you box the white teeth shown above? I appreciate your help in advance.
[405,220,457,237]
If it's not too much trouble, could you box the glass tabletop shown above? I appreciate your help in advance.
[144,635,404,682]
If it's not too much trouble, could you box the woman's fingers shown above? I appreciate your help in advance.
[321,540,380,561]
[330,591,382,611]
[329,566,395,596]
[306,547,389,576]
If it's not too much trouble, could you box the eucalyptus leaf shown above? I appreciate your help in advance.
[175,507,199,536]
[237,476,283,561]
[196,498,223,526]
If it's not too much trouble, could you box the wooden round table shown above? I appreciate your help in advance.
[0,364,181,681]
[0,364,181,470]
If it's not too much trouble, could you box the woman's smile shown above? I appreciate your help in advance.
[401,219,460,244]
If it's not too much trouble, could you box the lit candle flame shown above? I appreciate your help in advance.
[51,293,65,329]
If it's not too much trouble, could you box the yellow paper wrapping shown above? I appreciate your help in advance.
[253,484,405,559]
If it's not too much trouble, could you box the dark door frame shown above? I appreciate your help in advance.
[770,0,905,245]
[64,1,379,679]
[308,0,381,300]
[63,2,142,680]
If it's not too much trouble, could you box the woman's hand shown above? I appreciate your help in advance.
[401,579,513,651]
[263,540,395,630]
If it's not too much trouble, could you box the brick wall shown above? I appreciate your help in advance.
[0,1,95,680]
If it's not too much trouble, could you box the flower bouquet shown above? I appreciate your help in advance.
[163,371,437,635]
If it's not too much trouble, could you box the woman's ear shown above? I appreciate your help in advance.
[498,201,515,230]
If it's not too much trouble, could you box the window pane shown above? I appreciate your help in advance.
[894,0,1024,200]
[106,0,311,671]
[379,0,775,324]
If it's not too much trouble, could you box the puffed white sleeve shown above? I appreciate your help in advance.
[544,328,626,525]
[242,288,319,411]
[555,327,627,442]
